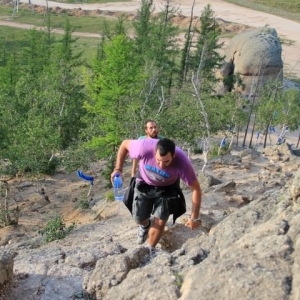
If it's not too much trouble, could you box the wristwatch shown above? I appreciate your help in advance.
[189,217,201,224]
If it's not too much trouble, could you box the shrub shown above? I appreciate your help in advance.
[75,199,90,209]
[39,214,76,243]
[208,142,230,158]
[0,206,20,227]
[105,190,115,202]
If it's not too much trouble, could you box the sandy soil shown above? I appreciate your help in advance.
[6,0,297,78]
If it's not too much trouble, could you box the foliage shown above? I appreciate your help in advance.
[173,272,184,288]
[39,214,76,243]
[0,20,86,175]
[105,190,115,202]
[133,0,180,97]
[208,141,231,158]
[75,199,90,209]
[84,33,145,168]
[74,190,91,209]
[276,89,300,131]
[187,4,224,91]
[0,206,20,227]
[60,146,99,173]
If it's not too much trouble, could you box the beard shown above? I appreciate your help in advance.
[149,133,158,138]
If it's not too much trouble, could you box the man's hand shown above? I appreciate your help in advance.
[110,170,123,185]
[185,218,201,230]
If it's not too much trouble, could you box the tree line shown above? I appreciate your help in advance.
[0,0,299,182]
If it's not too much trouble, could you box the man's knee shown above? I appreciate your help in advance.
[152,217,166,228]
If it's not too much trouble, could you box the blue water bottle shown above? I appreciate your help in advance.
[114,174,124,201]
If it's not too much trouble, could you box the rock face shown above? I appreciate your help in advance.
[290,168,300,201]
[2,144,300,300]
[217,27,283,96]
[0,251,14,286]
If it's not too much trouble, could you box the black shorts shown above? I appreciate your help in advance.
[132,182,170,222]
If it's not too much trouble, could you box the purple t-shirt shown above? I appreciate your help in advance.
[129,139,197,187]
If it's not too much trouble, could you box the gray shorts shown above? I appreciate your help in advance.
[132,182,170,223]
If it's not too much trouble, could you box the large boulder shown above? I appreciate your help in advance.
[217,27,283,96]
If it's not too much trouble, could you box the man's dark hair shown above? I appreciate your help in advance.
[155,138,176,157]
[144,120,157,129]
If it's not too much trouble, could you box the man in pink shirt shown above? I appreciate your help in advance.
[111,138,202,256]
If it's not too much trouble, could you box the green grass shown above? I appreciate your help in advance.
[0,26,28,39]
[0,25,100,63]
[55,0,132,3]
[0,3,133,33]
[0,3,133,62]
[224,0,300,22]
[13,13,131,33]
[247,0,300,13]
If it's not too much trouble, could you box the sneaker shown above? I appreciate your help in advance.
[137,220,151,244]
[148,247,156,258]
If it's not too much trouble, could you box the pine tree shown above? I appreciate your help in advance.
[85,34,144,158]
[133,0,179,92]
[0,21,86,174]
[189,4,224,91]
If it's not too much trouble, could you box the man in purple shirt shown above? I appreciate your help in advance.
[111,138,202,256]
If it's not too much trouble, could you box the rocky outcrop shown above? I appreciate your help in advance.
[2,146,300,299]
[0,251,14,286]
[82,188,300,300]
[216,27,283,96]
[290,168,300,201]
[179,195,300,299]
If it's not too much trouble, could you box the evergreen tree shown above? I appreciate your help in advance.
[85,34,144,161]
[22,29,53,75]
[133,0,179,92]
[189,4,224,92]
[133,0,154,57]
[0,21,86,175]
[179,0,196,85]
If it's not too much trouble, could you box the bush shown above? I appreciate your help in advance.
[39,214,76,243]
[75,199,90,209]
[105,190,115,202]
[0,206,20,227]
[193,146,203,154]
[208,142,231,158]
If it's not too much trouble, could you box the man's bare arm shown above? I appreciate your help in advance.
[111,140,131,183]
[185,179,202,230]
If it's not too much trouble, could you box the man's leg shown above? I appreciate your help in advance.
[137,218,152,245]
[147,218,166,248]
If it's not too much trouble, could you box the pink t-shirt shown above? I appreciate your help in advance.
[129,139,197,187]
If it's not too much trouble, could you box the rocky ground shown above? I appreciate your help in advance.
[1,141,300,299]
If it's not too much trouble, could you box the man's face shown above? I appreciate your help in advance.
[145,122,158,138]
[155,150,174,169]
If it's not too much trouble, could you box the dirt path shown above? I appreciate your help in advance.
[1,0,299,77]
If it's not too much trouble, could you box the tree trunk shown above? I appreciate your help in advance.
[249,114,257,148]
